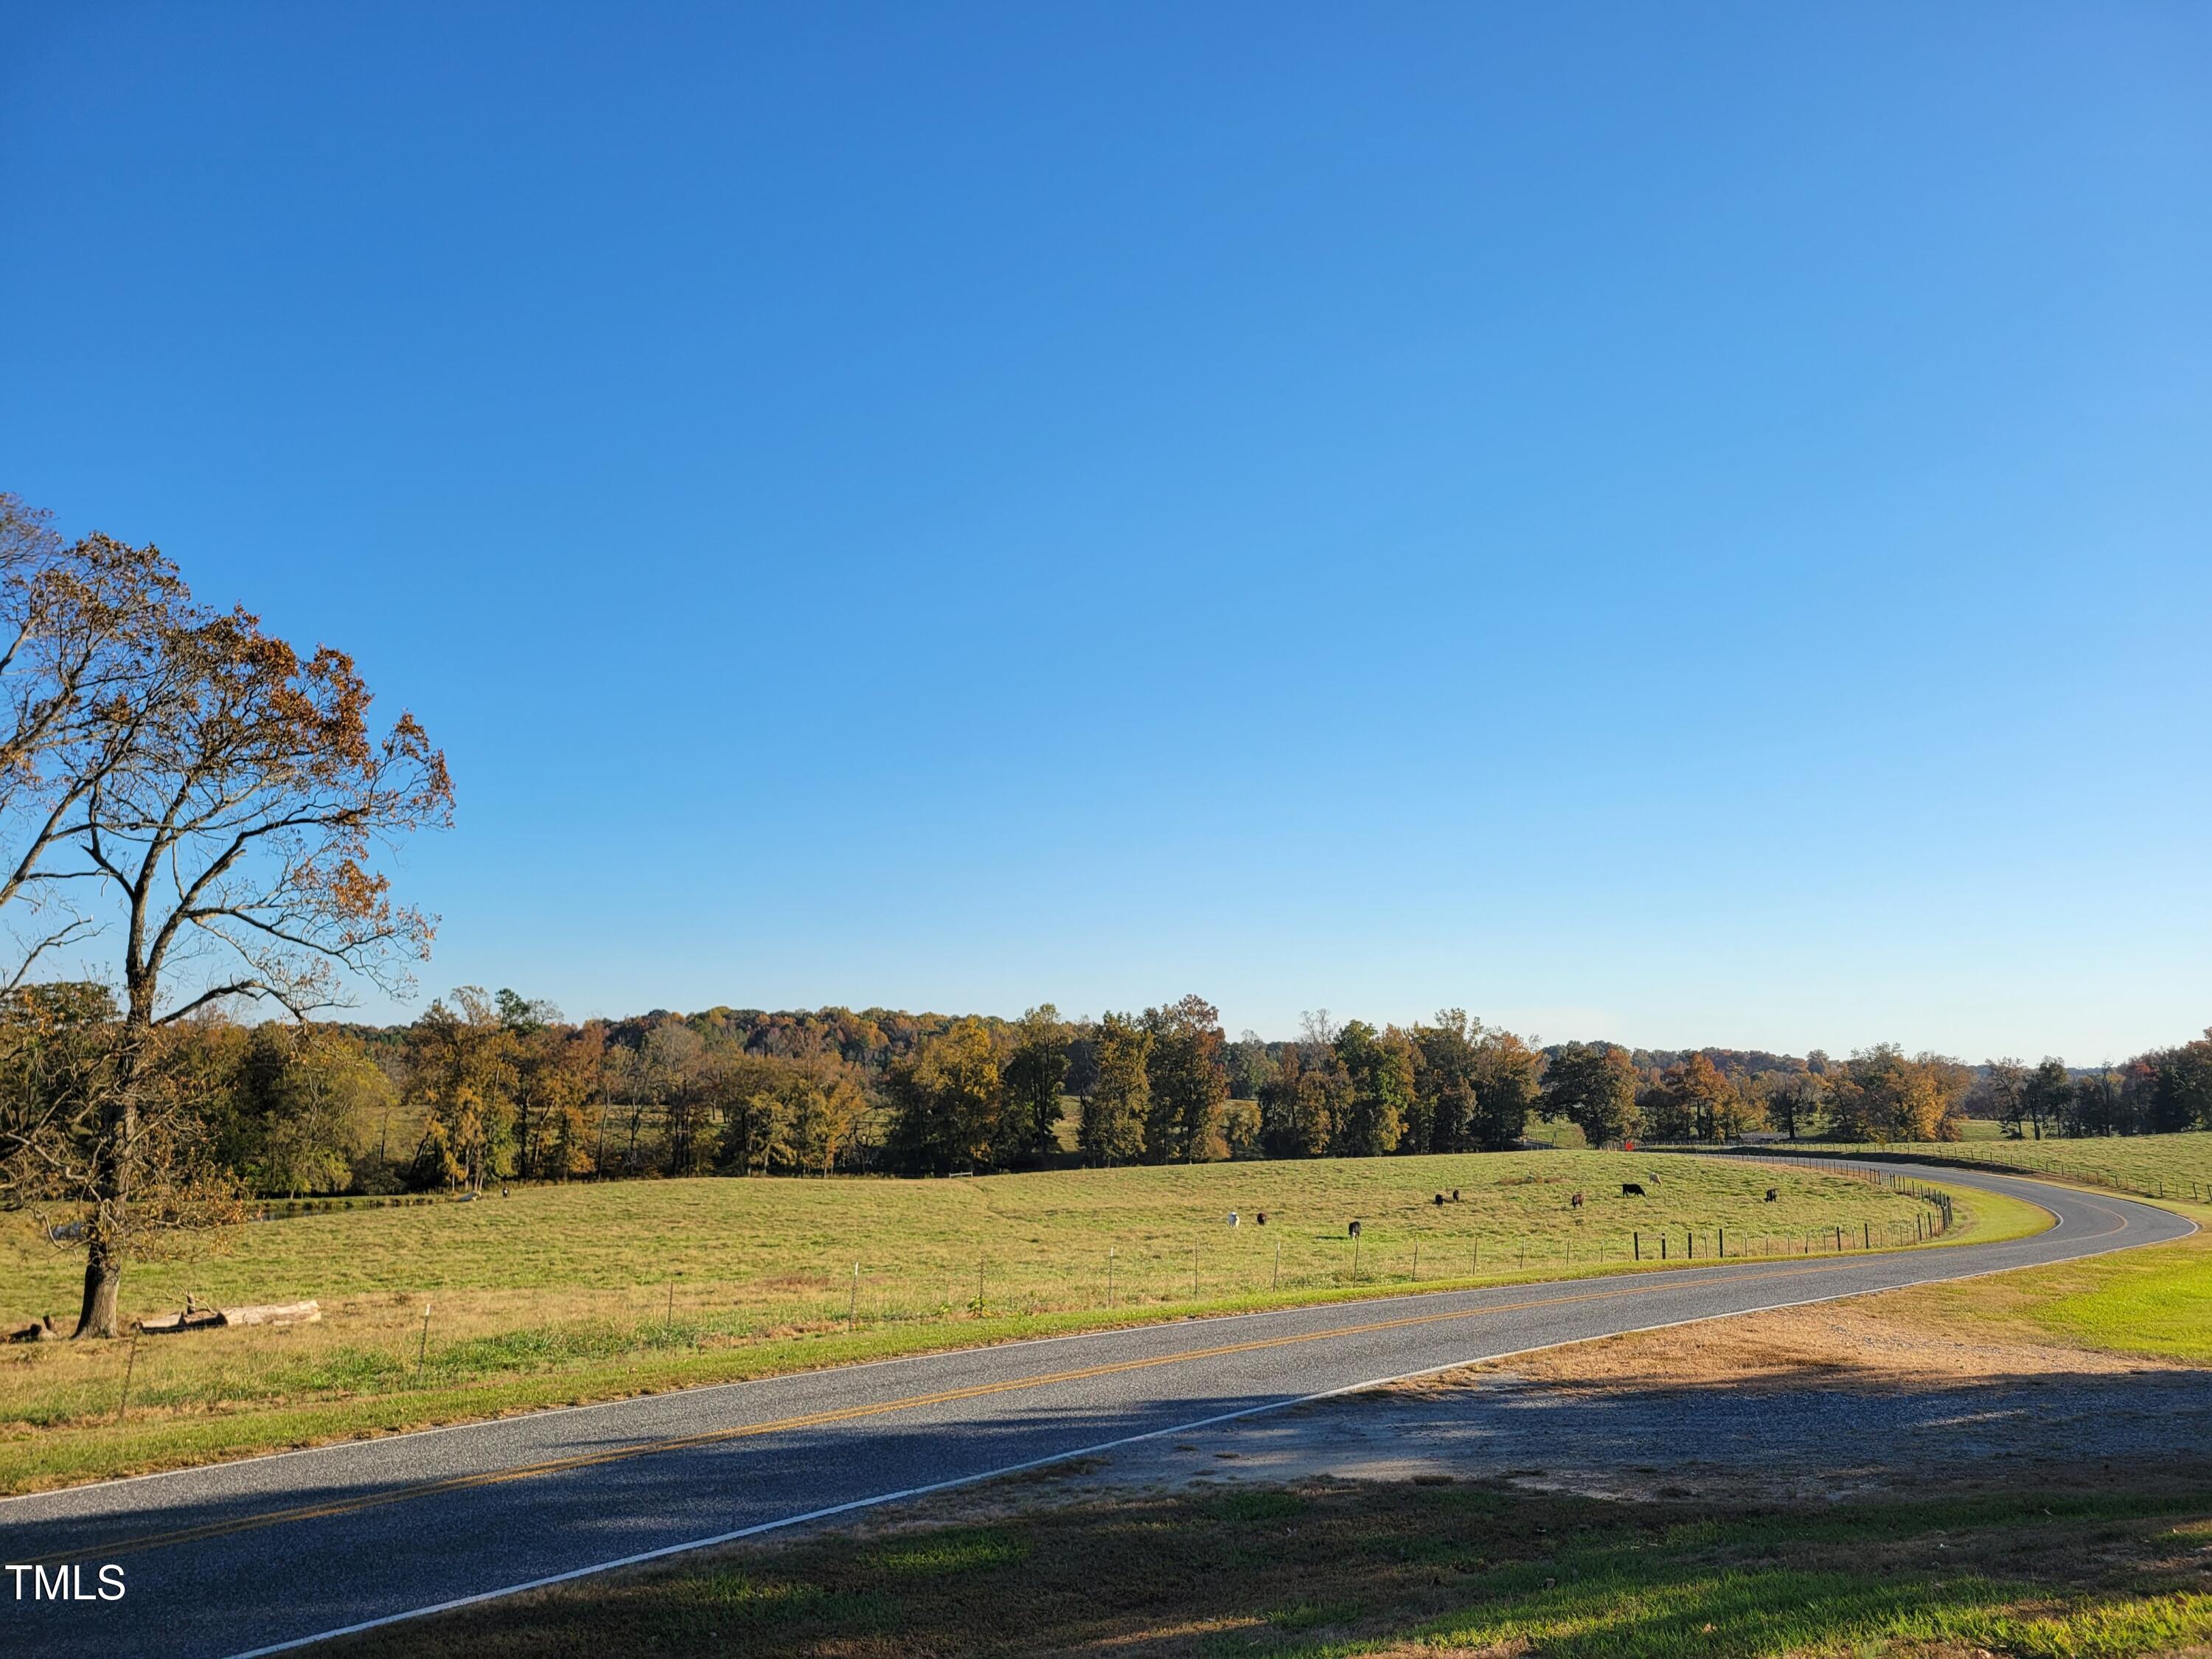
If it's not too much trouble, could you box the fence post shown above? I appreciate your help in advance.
[1272,1237,1279,1291]
[1718,1226,1725,1259]
[1634,1231,1640,1262]
[417,1301,433,1380]
[849,1263,859,1332]
[116,1330,140,1427]
[1108,1245,1116,1309]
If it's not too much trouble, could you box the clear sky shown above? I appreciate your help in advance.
[3,4,2207,1061]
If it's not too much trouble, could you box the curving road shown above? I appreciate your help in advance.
[0,1163,2192,1658]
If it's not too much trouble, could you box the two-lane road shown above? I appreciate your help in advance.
[0,1163,2192,1658]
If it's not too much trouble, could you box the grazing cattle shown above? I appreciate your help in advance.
[1433,1192,1446,1206]
[1621,1181,1646,1197]
[1256,1211,1267,1225]
[1451,1189,1461,1202]
[7,1316,56,1344]
[1571,1191,1585,1209]
[1764,1189,1778,1203]
[1348,1220,1363,1239]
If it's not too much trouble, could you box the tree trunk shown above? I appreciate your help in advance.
[74,1012,145,1340]
[74,1238,122,1339]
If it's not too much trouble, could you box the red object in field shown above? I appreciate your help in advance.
[1623,1139,1636,1151]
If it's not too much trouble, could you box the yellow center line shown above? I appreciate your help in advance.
[45,1254,1884,1565]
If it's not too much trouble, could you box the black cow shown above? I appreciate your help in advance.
[1621,1181,1646,1197]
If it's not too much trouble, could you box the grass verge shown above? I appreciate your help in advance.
[329,1480,2212,1659]
[1871,1199,2212,1366]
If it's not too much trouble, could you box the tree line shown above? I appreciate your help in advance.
[53,991,2205,1215]
[1973,1046,2212,1140]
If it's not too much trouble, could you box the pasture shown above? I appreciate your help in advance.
[0,1151,1986,1494]
[1812,1128,2212,1204]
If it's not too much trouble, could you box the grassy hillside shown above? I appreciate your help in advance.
[1804,1128,2212,1203]
[0,1151,1986,1494]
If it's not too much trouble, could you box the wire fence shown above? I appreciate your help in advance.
[1699,1139,2208,1206]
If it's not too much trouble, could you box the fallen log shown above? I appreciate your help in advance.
[222,1299,321,1328]
[138,1298,320,1335]
[139,1307,225,1335]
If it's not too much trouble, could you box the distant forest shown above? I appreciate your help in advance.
[87,991,2212,1199]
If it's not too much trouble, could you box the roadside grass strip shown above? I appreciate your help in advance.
[325,1485,2212,1659]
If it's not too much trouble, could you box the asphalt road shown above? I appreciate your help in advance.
[0,1162,2191,1658]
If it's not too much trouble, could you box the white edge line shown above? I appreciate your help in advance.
[1,1156,2048,1512]
[222,1172,2194,1658]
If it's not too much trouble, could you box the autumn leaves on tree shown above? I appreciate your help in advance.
[0,495,452,1335]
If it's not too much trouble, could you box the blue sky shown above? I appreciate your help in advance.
[3,4,2207,1060]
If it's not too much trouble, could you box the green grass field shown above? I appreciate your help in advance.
[1809,1128,2212,1204]
[0,1151,1975,1495]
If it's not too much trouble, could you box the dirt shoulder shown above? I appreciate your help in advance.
[1439,1293,2185,1391]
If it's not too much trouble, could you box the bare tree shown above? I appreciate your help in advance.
[1982,1057,2029,1137]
